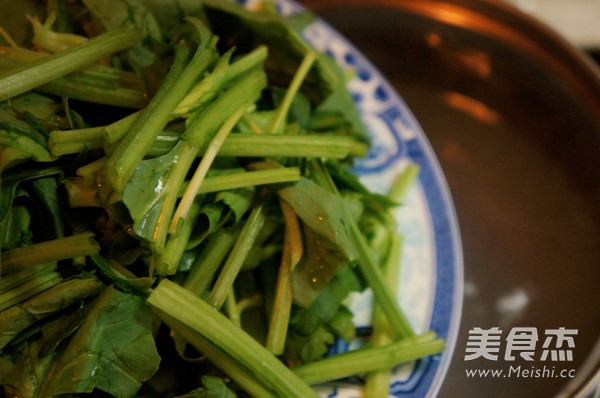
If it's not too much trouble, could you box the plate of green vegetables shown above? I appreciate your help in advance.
[0,0,463,397]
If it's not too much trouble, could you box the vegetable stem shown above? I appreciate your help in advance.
[181,168,301,196]
[292,332,445,385]
[184,227,238,296]
[0,24,18,48]
[207,203,267,309]
[389,163,421,203]
[0,265,62,312]
[154,308,278,398]
[150,68,267,252]
[0,26,143,101]
[157,196,203,275]
[170,105,246,234]
[103,110,142,143]
[265,200,302,355]
[215,134,367,159]
[105,35,215,193]
[151,142,196,252]
[266,51,316,134]
[311,159,414,339]
[147,279,318,398]
[364,232,404,397]
[1,232,100,274]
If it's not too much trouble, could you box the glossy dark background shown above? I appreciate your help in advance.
[299,1,600,397]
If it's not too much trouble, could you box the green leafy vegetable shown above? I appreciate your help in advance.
[175,376,238,398]
[40,286,160,397]
[0,1,443,397]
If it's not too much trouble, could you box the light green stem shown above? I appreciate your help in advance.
[147,279,318,398]
[1,232,100,274]
[266,51,316,134]
[0,26,143,101]
[170,105,246,234]
[154,308,278,398]
[292,333,445,385]
[364,233,404,397]
[105,37,215,193]
[184,227,238,296]
[207,204,267,309]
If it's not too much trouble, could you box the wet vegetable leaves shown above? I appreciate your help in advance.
[175,376,237,398]
[278,177,358,307]
[40,286,160,397]
[121,144,179,242]
[0,109,55,172]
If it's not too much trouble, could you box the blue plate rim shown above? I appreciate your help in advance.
[240,0,464,395]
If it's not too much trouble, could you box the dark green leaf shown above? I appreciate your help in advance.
[0,338,57,398]
[291,265,364,336]
[189,0,338,104]
[40,286,161,397]
[326,159,397,207]
[0,204,32,250]
[89,254,154,296]
[215,186,254,223]
[288,326,335,363]
[0,277,104,350]
[175,376,238,398]
[122,145,179,242]
[326,305,356,343]
[0,109,55,172]
[24,177,65,240]
[278,177,358,307]
[0,165,62,223]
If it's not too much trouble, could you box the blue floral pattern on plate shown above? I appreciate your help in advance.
[239,1,464,396]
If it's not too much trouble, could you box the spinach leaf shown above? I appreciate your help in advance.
[0,338,57,398]
[215,186,254,223]
[288,326,335,364]
[0,166,62,224]
[0,109,55,172]
[24,176,66,240]
[291,265,364,336]
[175,376,238,398]
[0,203,32,250]
[89,254,154,296]
[122,145,179,242]
[40,286,161,397]
[325,305,355,343]
[0,277,104,350]
[278,177,358,307]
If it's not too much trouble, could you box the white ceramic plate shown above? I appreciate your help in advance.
[240,1,465,396]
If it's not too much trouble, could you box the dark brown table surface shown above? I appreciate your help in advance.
[299,1,600,397]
